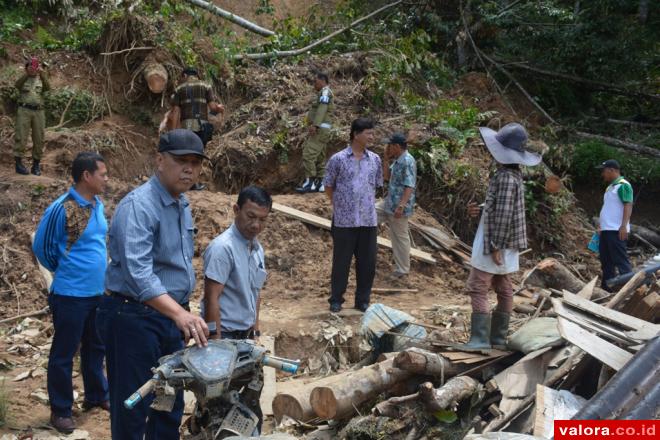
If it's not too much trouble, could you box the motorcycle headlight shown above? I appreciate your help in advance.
[182,340,237,383]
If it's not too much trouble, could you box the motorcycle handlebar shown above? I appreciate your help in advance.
[124,378,156,410]
[263,355,299,374]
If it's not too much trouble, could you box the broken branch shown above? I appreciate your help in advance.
[235,1,402,60]
[183,0,275,37]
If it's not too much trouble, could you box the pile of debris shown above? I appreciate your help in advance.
[269,267,660,439]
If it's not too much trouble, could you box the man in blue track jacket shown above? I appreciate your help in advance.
[33,152,110,434]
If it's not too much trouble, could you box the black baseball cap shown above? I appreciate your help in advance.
[182,66,198,76]
[382,132,407,147]
[595,159,620,170]
[158,129,209,159]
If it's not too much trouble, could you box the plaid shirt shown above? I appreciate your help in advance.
[482,167,527,253]
[170,77,215,123]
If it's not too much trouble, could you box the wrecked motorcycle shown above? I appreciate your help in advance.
[125,339,299,439]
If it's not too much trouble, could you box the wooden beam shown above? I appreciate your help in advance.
[557,317,633,371]
[577,277,598,299]
[606,271,647,309]
[272,203,436,264]
[562,291,660,336]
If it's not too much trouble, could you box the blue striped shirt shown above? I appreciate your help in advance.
[105,176,196,303]
[33,187,107,297]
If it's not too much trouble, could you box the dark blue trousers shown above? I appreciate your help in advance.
[47,294,108,418]
[599,230,632,291]
[96,295,184,440]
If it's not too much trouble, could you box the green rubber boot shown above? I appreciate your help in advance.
[490,310,511,350]
[456,313,491,350]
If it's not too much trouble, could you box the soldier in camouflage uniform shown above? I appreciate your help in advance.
[296,72,333,193]
[14,59,50,175]
[169,67,224,190]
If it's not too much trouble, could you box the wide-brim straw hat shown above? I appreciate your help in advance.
[479,123,542,166]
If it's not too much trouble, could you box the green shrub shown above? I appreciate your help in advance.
[569,141,660,186]
[44,87,106,126]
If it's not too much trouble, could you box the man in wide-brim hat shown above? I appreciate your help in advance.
[459,122,542,350]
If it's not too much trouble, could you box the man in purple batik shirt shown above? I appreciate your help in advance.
[323,117,383,313]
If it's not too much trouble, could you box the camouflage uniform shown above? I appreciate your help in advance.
[302,85,333,178]
[14,72,50,160]
[170,76,215,144]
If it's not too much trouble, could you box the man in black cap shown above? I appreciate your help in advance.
[376,132,417,278]
[596,159,633,290]
[169,67,224,190]
[98,129,210,439]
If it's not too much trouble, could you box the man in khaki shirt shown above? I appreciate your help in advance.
[14,58,50,175]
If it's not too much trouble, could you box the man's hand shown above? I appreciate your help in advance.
[217,103,225,114]
[394,206,404,219]
[491,249,503,266]
[308,125,317,135]
[467,202,481,218]
[173,310,209,347]
[618,225,628,241]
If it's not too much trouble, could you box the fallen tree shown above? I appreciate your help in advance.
[309,357,411,420]
[183,0,275,37]
[523,258,609,300]
[234,1,402,60]
[393,347,469,378]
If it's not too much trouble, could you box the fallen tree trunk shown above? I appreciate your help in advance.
[272,375,341,423]
[309,357,411,420]
[183,0,275,37]
[143,61,168,94]
[418,377,480,413]
[631,224,660,248]
[523,258,609,299]
[575,131,660,159]
[234,1,402,60]
[394,347,468,378]
[373,376,480,418]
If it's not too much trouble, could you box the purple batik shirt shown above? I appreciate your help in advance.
[323,145,383,228]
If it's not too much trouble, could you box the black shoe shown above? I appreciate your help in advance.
[50,414,76,434]
[31,159,41,176]
[329,303,342,313]
[355,303,369,312]
[15,157,28,175]
[295,178,315,194]
[190,182,206,191]
[82,400,110,412]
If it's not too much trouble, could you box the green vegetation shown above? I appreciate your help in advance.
[568,141,660,186]
[44,87,106,126]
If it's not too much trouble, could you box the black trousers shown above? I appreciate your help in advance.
[329,225,377,307]
[599,230,632,291]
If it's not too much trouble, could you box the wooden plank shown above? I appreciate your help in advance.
[552,298,635,345]
[260,335,277,416]
[272,203,436,264]
[557,317,633,371]
[606,271,646,309]
[562,291,660,336]
[533,385,586,438]
[577,277,598,299]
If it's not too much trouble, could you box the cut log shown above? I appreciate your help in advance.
[143,62,168,94]
[523,258,608,299]
[309,358,411,420]
[418,377,480,413]
[272,375,341,423]
[631,224,660,247]
[393,348,468,378]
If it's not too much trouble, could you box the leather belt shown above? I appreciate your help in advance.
[19,103,42,111]
[105,291,190,311]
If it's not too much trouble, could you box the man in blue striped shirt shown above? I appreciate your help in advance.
[33,152,110,434]
[99,129,209,440]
